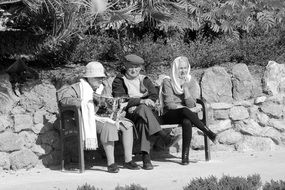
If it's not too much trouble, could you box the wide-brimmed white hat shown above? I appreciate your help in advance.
[83,61,106,78]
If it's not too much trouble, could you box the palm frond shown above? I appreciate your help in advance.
[257,11,276,31]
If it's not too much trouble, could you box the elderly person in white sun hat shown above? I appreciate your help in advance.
[58,61,139,173]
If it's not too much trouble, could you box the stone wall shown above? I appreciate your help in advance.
[0,74,60,171]
[0,61,285,171]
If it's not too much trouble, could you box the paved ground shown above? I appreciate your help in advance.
[1,149,285,190]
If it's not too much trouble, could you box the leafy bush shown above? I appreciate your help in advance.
[184,174,262,190]
[32,37,78,67]
[70,34,122,64]
[184,175,219,190]
[170,35,231,68]
[119,28,285,70]
[77,183,102,190]
[115,184,147,190]
[263,179,285,190]
[66,26,285,69]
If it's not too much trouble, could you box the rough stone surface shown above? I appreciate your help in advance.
[213,109,229,120]
[11,106,26,115]
[229,106,249,120]
[232,64,254,100]
[41,150,61,167]
[218,129,243,145]
[235,119,263,136]
[201,66,233,103]
[256,112,269,126]
[248,105,259,120]
[210,144,235,152]
[210,103,233,110]
[20,82,57,113]
[191,134,205,150]
[14,114,33,132]
[0,115,11,132]
[9,149,38,170]
[233,100,253,107]
[19,131,38,149]
[41,113,57,133]
[266,95,285,104]
[0,73,18,114]
[0,152,10,170]
[235,136,277,151]
[0,132,24,152]
[209,119,232,133]
[33,109,47,124]
[260,127,284,144]
[32,123,45,134]
[263,61,285,96]
[39,131,60,149]
[254,96,267,104]
[31,144,52,156]
[269,119,285,132]
[260,101,283,118]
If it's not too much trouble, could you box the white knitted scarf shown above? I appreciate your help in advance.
[79,79,98,150]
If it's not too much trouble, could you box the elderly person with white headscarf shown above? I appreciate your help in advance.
[159,56,217,165]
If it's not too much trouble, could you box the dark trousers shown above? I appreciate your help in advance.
[126,104,162,153]
[159,107,207,153]
[159,107,205,130]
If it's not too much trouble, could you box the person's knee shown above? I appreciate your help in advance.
[136,104,151,112]
[181,107,195,117]
[182,118,191,126]
[119,125,133,133]
[134,119,148,133]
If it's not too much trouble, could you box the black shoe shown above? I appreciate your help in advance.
[123,160,140,170]
[142,154,153,170]
[181,146,190,165]
[107,163,119,173]
[208,132,217,143]
[165,134,182,148]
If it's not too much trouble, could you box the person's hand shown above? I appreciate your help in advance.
[140,99,155,107]
[119,102,128,110]
[175,105,185,109]
[128,106,137,113]
[75,100,82,108]
[181,79,190,89]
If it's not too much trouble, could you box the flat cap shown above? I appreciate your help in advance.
[124,54,144,67]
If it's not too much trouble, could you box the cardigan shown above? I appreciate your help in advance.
[112,73,158,109]
[161,77,200,111]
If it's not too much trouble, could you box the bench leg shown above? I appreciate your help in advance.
[77,121,85,173]
[204,134,211,161]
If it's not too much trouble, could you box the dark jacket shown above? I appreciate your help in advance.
[112,73,158,109]
[57,81,109,112]
[57,82,81,107]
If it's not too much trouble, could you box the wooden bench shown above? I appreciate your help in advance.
[56,92,85,173]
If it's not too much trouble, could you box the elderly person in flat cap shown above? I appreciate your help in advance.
[112,54,181,170]
[58,61,139,173]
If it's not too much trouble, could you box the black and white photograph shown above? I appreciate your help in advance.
[0,0,285,189]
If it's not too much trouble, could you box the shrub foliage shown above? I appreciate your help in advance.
[184,174,262,190]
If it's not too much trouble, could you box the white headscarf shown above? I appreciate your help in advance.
[170,56,192,95]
